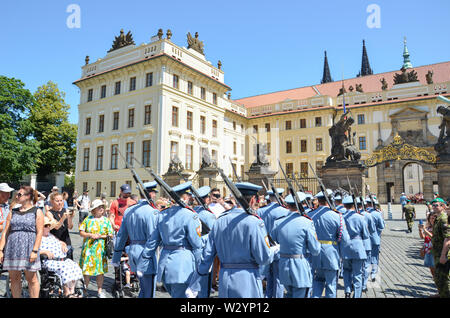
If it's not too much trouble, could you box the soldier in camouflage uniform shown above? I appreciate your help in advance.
[431,198,450,298]
[402,199,416,233]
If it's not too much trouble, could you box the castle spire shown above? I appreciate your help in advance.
[321,50,333,84]
[357,39,373,77]
[402,36,413,69]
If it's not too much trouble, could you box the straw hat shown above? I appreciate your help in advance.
[89,199,105,212]
[44,216,58,228]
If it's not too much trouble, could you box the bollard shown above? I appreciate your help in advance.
[387,202,392,220]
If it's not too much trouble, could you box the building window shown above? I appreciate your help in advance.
[316,138,323,151]
[98,114,104,133]
[315,117,322,127]
[129,77,136,91]
[128,108,135,128]
[96,146,103,170]
[100,85,106,99]
[212,120,217,137]
[301,140,307,152]
[233,141,237,155]
[142,140,151,167]
[266,142,271,155]
[111,145,118,169]
[126,142,134,167]
[96,182,102,197]
[201,87,206,100]
[83,148,90,171]
[358,114,365,125]
[114,81,121,95]
[87,89,93,102]
[359,136,367,150]
[265,123,271,132]
[146,72,153,87]
[300,118,306,128]
[241,124,244,132]
[285,120,292,130]
[82,182,88,193]
[185,144,193,170]
[85,117,91,135]
[233,121,236,130]
[144,105,151,125]
[186,111,193,131]
[212,93,217,105]
[173,74,179,89]
[253,125,258,134]
[300,162,308,178]
[286,141,292,154]
[200,116,206,134]
[170,141,178,159]
[286,163,293,177]
[112,112,119,130]
[187,81,193,95]
[316,160,323,171]
[211,149,218,163]
[110,181,116,197]
[172,106,178,127]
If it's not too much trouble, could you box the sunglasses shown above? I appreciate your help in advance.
[17,192,30,198]
[44,224,51,228]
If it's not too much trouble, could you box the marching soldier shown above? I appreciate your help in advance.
[186,182,278,298]
[271,192,321,297]
[334,194,346,213]
[141,181,203,298]
[258,188,289,298]
[112,181,160,298]
[341,196,370,298]
[402,199,416,233]
[367,197,385,282]
[310,189,349,298]
[361,198,376,292]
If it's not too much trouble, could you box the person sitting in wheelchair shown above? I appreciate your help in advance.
[40,217,83,298]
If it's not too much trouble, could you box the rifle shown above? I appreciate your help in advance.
[365,182,376,208]
[116,149,157,209]
[229,157,241,182]
[351,179,366,212]
[173,169,213,214]
[262,178,284,208]
[278,160,306,216]
[132,156,210,235]
[308,163,337,211]
[294,175,312,209]
[346,176,359,211]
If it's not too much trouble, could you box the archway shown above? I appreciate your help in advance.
[402,162,424,202]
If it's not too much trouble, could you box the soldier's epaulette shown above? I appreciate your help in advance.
[217,211,230,219]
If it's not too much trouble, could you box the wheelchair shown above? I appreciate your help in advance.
[39,254,86,298]
[111,256,140,298]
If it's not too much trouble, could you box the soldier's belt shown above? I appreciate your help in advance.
[163,245,192,251]
[280,254,304,259]
[221,263,259,269]
[319,240,338,245]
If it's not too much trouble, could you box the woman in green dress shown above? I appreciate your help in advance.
[79,199,114,298]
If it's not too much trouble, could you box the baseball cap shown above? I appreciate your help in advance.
[120,184,132,194]
[0,183,14,192]
[431,198,446,204]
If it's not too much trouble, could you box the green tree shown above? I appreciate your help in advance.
[30,81,77,176]
[0,76,40,184]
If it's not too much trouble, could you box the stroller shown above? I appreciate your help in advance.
[111,255,140,298]
[39,254,86,298]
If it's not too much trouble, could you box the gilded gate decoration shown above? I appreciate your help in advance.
[365,134,437,167]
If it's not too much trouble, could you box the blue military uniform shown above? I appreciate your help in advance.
[257,188,289,298]
[271,192,321,298]
[188,182,275,298]
[112,181,160,298]
[367,199,385,281]
[310,189,350,298]
[192,185,216,298]
[341,196,370,298]
[141,181,203,298]
[360,198,375,291]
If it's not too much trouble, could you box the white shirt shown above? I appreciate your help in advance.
[208,202,226,218]
[77,195,91,211]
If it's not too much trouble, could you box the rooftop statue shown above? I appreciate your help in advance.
[108,29,135,53]
[326,112,361,163]
[435,104,450,157]
[187,32,204,55]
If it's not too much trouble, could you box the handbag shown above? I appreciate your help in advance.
[419,246,426,259]
[104,236,114,259]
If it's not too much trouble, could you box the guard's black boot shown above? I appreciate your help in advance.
[345,292,351,298]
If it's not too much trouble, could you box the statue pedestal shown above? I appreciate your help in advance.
[162,172,190,188]
[197,167,218,188]
[320,161,366,193]
[436,159,450,200]
[245,164,277,188]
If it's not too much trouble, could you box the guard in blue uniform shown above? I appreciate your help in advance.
[334,194,345,213]
[258,188,289,298]
[112,181,160,298]
[310,189,349,298]
[192,185,217,298]
[186,182,277,298]
[141,181,203,298]
[366,198,385,282]
[341,196,369,298]
[360,198,375,292]
[271,192,321,298]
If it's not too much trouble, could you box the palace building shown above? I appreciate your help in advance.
[73,30,450,203]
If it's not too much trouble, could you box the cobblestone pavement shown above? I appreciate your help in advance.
[0,204,437,298]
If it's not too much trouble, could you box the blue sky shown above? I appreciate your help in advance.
[1,0,449,124]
